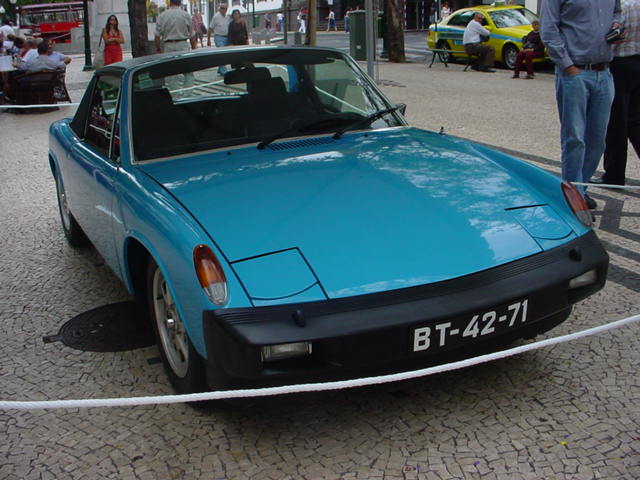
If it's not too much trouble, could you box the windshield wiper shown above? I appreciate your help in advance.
[257,113,362,150]
[332,104,405,140]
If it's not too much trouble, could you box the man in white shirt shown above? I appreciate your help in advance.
[462,12,495,72]
[207,4,229,48]
[0,21,15,40]
[207,4,230,75]
[20,39,38,66]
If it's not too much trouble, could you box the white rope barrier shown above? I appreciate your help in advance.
[573,181,640,191]
[0,103,79,109]
[1,314,638,410]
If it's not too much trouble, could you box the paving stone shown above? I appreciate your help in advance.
[1,55,639,480]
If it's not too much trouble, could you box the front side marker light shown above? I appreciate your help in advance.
[569,269,597,289]
[561,181,592,227]
[193,244,228,305]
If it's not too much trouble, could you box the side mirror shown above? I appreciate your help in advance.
[397,103,407,115]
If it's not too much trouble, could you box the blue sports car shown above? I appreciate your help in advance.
[49,46,608,394]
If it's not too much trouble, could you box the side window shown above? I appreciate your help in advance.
[448,12,473,27]
[308,60,377,115]
[85,75,121,159]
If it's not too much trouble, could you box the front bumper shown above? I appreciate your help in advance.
[203,231,608,389]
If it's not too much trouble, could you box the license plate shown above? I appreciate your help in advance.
[412,299,529,353]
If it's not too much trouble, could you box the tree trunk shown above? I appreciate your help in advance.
[127,0,149,58]
[384,0,405,63]
[305,0,317,46]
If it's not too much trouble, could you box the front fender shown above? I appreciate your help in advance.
[115,168,250,357]
[458,140,591,237]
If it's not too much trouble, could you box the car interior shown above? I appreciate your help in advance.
[131,65,323,160]
[126,49,401,161]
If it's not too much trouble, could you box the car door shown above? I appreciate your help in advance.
[444,11,474,54]
[67,74,122,275]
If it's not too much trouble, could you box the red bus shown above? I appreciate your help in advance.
[17,2,84,44]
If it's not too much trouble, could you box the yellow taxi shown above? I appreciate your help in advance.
[426,5,546,69]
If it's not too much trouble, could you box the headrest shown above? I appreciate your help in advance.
[132,87,172,107]
[224,67,271,85]
[246,77,287,96]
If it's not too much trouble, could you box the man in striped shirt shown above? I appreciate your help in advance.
[598,0,640,186]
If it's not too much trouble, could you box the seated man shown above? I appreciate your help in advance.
[45,40,72,66]
[463,12,496,72]
[19,39,38,67]
[22,41,66,72]
[2,33,15,53]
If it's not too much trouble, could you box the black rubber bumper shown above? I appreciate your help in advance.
[203,231,608,388]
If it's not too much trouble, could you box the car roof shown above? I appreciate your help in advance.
[450,5,525,14]
[96,45,344,75]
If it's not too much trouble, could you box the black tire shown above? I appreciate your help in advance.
[146,259,207,394]
[502,44,519,70]
[436,40,454,63]
[54,171,89,247]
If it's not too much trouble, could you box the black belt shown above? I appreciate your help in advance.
[165,38,188,42]
[574,62,609,71]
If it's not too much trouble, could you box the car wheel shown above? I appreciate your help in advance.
[147,259,207,394]
[436,40,453,63]
[502,44,519,70]
[54,172,88,247]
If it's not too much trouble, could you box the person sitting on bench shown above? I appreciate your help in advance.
[22,41,66,72]
[463,12,496,73]
[512,20,545,79]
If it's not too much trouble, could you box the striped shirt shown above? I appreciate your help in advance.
[614,0,640,56]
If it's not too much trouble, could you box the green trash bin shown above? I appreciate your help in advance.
[349,10,366,60]
[349,10,381,60]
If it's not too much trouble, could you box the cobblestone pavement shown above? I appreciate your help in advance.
[0,55,638,480]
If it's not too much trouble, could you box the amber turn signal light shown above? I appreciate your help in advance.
[193,244,228,305]
[561,181,592,227]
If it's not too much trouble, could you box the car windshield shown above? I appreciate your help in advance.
[130,49,402,161]
[489,8,536,28]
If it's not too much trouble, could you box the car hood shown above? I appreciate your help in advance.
[139,128,571,299]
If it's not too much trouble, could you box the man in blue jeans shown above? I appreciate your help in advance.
[207,4,230,75]
[541,0,622,209]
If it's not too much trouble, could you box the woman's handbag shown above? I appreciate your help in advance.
[92,31,104,70]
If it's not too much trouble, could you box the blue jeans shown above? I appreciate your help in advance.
[555,66,614,194]
[214,35,229,74]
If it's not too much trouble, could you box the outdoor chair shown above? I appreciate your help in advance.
[7,69,71,112]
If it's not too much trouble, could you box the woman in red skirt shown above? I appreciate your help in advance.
[102,15,124,66]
